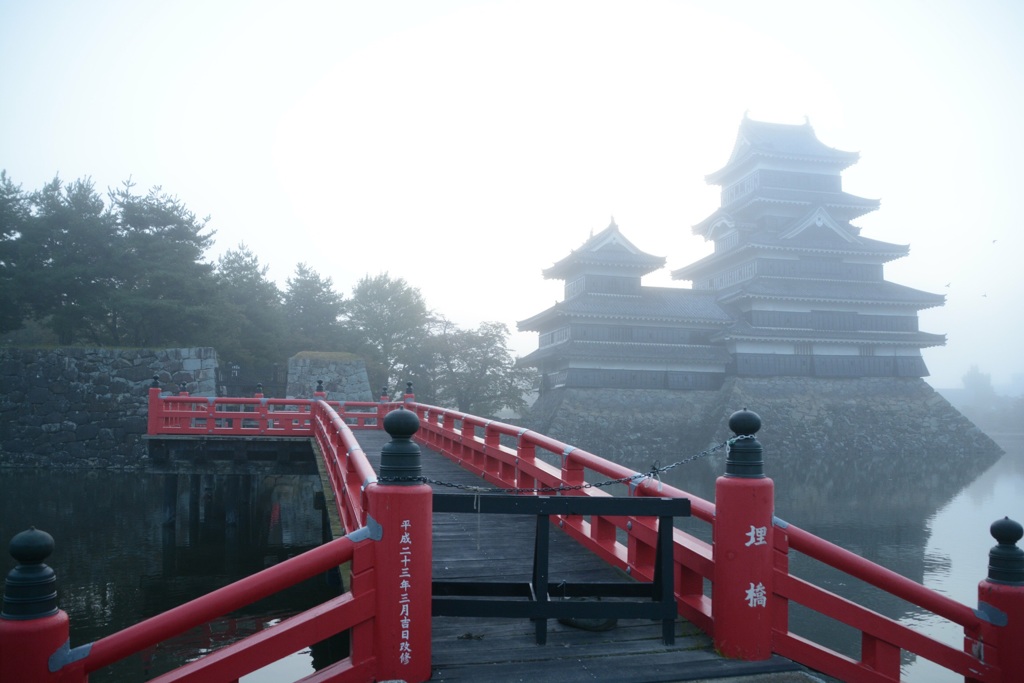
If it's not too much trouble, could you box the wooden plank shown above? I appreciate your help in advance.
[351,428,810,682]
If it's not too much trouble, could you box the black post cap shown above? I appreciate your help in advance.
[725,408,764,478]
[316,379,324,392]
[2,528,59,620]
[378,408,422,484]
[987,517,1024,585]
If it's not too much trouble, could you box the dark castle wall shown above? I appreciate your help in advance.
[0,347,218,469]
[522,377,1003,519]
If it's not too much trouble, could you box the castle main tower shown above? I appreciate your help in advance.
[672,116,945,377]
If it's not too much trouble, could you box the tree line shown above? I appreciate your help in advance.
[0,172,535,417]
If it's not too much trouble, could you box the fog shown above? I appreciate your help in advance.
[3,0,1022,390]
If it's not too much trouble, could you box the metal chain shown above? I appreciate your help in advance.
[377,434,755,494]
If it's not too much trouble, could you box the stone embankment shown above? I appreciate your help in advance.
[0,347,217,468]
[0,347,376,469]
[523,376,1004,517]
[286,352,373,401]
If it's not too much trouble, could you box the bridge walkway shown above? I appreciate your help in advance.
[344,430,815,683]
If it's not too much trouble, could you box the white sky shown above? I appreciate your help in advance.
[2,0,1022,390]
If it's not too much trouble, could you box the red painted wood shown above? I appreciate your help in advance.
[0,611,79,683]
[84,535,360,675]
[366,483,432,683]
[712,474,774,660]
[130,395,1023,682]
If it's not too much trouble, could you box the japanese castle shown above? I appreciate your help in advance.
[518,116,946,392]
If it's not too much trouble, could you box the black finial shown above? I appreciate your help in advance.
[151,375,160,388]
[405,381,413,393]
[987,517,1024,585]
[378,409,422,484]
[380,386,389,402]
[725,409,764,478]
[179,382,187,393]
[255,383,263,395]
[2,528,59,620]
[316,379,324,392]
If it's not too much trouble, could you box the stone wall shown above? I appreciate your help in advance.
[0,347,217,468]
[522,376,1003,519]
[286,352,373,401]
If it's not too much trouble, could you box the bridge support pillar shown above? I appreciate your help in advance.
[367,407,433,683]
[713,409,774,660]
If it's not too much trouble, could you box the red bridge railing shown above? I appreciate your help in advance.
[402,400,1022,683]
[3,388,1022,683]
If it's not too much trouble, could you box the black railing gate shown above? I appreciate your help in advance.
[431,493,690,644]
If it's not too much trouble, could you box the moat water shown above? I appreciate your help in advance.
[1,433,1020,682]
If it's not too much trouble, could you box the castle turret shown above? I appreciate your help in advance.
[518,219,732,392]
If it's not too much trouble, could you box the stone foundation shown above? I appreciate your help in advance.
[285,352,373,401]
[0,347,218,468]
[522,376,1003,518]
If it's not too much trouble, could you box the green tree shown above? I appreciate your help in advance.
[0,171,30,333]
[104,180,217,346]
[2,174,218,347]
[212,244,288,376]
[428,319,535,417]
[283,263,346,353]
[15,176,116,344]
[345,273,432,394]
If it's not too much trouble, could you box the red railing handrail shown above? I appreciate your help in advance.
[401,400,1001,683]
[310,399,381,532]
[783,521,982,629]
[147,387,390,436]
[772,520,999,681]
[138,392,1011,682]
[82,531,369,677]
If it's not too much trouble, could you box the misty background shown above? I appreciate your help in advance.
[2,0,1023,393]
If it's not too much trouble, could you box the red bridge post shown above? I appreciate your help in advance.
[712,409,774,660]
[0,528,84,682]
[968,517,1024,682]
[147,376,162,434]
[367,407,433,683]
[378,386,390,425]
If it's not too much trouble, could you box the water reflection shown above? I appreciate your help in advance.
[0,469,343,682]
[2,433,1019,682]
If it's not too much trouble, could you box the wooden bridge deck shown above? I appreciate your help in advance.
[350,430,813,683]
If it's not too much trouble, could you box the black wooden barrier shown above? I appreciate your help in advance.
[431,493,691,645]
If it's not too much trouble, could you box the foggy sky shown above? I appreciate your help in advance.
[2,0,1022,389]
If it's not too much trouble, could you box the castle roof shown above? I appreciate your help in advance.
[672,225,909,280]
[543,219,666,280]
[716,278,946,309]
[714,320,946,348]
[720,187,880,219]
[706,116,860,185]
[517,288,732,332]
